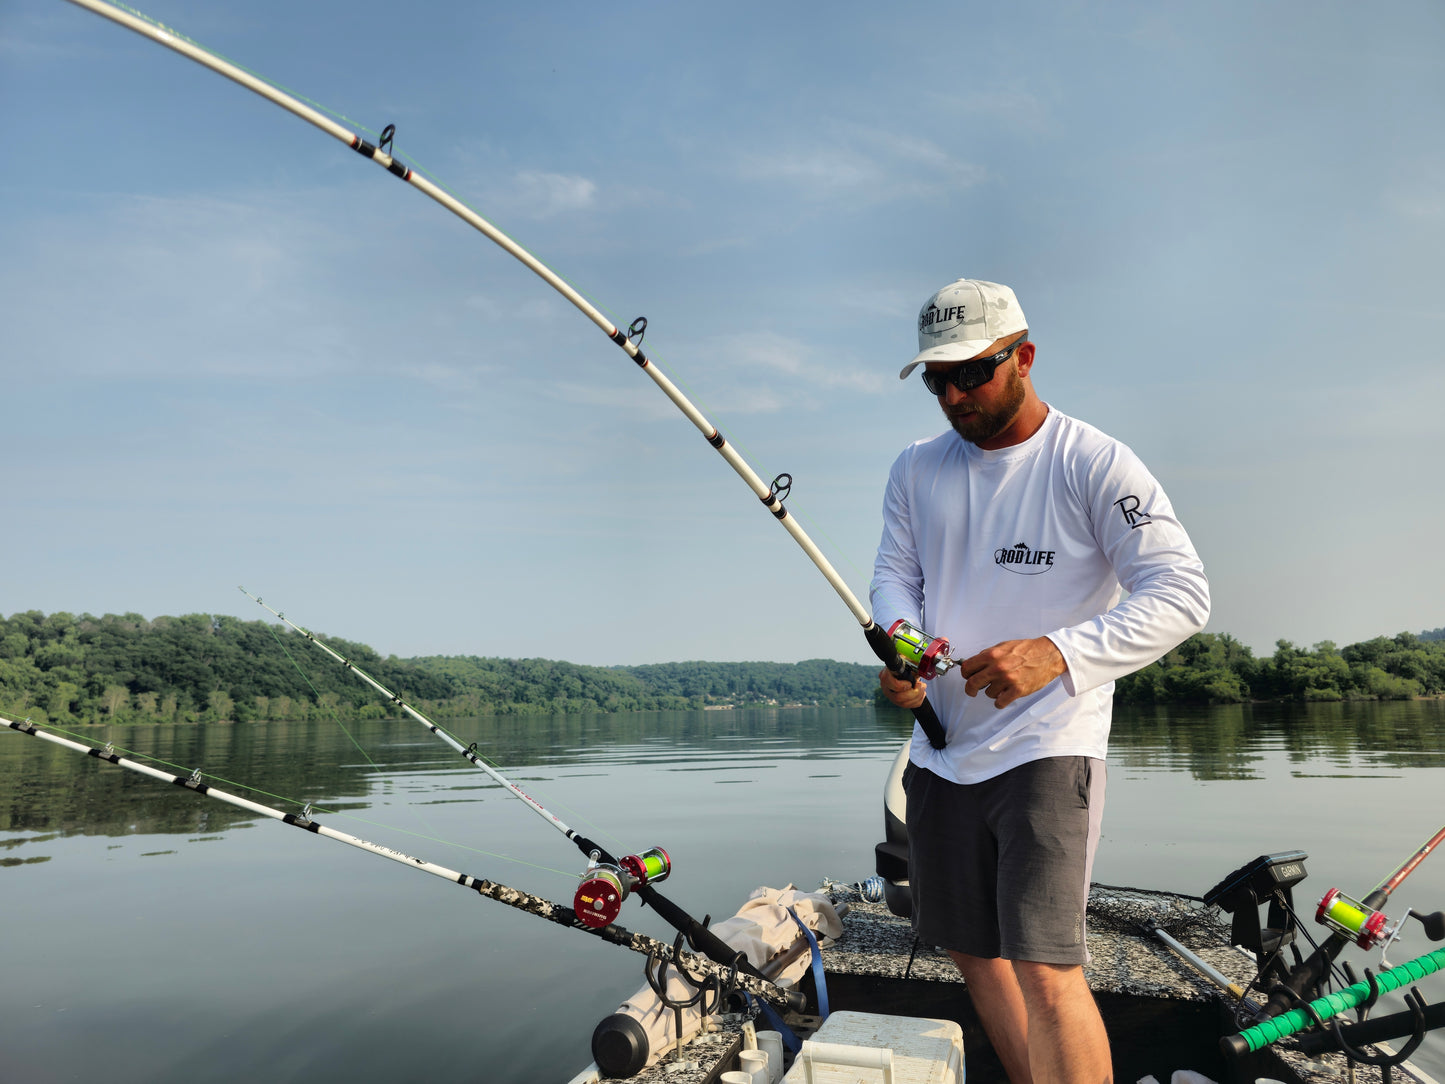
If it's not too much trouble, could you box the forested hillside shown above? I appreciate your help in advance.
[1,611,1441,726]
[0,611,876,726]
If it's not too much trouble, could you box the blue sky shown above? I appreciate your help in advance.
[3,0,1442,667]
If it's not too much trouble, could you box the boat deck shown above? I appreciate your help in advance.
[578,881,1433,1084]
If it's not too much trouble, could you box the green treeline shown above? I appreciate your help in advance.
[0,611,877,726]
[1116,632,1445,704]
[1,611,1441,726]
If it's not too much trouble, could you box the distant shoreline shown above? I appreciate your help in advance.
[1,611,1441,726]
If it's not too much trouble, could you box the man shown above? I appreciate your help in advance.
[871,279,1210,1084]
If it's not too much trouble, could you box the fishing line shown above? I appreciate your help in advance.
[254,599,623,855]
[100,0,400,165]
[260,620,376,767]
[257,619,567,869]
[240,587,624,849]
[66,0,952,749]
[259,620,609,877]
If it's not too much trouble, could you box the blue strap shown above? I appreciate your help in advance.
[787,906,830,1021]
[751,994,802,1053]
[744,909,831,1054]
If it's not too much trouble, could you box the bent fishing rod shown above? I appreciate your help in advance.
[237,587,766,981]
[65,0,951,750]
[0,713,796,1008]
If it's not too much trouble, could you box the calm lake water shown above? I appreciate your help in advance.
[2,701,1443,1083]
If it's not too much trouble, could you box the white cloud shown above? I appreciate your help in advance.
[510,170,597,216]
[719,331,880,392]
[1384,166,1445,224]
[546,342,817,419]
[2,192,360,380]
[549,375,693,420]
[597,332,889,420]
[930,88,1052,135]
[461,291,565,322]
[734,120,984,204]
[452,166,600,221]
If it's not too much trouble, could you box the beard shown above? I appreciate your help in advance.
[944,362,1027,445]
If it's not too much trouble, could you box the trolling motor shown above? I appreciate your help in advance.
[887,619,956,680]
[574,846,672,929]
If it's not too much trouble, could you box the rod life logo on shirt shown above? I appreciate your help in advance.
[994,541,1056,575]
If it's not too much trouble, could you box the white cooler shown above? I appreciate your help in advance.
[781,1010,964,1084]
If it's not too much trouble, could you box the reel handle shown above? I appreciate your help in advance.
[1411,909,1445,942]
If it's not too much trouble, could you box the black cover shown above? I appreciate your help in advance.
[591,1012,650,1078]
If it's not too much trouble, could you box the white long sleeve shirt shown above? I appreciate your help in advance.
[871,407,1210,784]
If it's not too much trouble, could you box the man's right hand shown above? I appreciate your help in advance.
[878,668,928,710]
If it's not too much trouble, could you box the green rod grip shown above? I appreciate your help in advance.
[1227,947,1445,1055]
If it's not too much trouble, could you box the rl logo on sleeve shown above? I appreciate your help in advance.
[1114,495,1152,530]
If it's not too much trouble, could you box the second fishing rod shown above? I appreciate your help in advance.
[238,587,774,985]
[66,0,954,753]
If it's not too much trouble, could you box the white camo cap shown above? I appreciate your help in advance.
[899,278,1028,379]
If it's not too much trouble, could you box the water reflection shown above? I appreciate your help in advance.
[0,719,384,839]
[2,701,1444,1083]
[1109,700,1445,778]
[4,703,1442,843]
[0,707,906,856]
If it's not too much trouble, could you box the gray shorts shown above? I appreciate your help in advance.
[905,756,1105,965]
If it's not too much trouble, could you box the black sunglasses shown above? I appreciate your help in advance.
[920,335,1028,396]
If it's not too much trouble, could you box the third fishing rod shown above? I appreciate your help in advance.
[66,0,953,751]
[238,587,775,985]
[1255,823,1445,1024]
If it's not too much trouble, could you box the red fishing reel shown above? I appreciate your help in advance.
[573,846,672,929]
[1316,887,1391,949]
[887,619,955,680]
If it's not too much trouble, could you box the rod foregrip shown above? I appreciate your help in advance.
[863,619,907,677]
[571,834,615,865]
[912,700,948,751]
[863,623,948,750]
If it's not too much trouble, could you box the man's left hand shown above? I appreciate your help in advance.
[957,637,1067,708]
